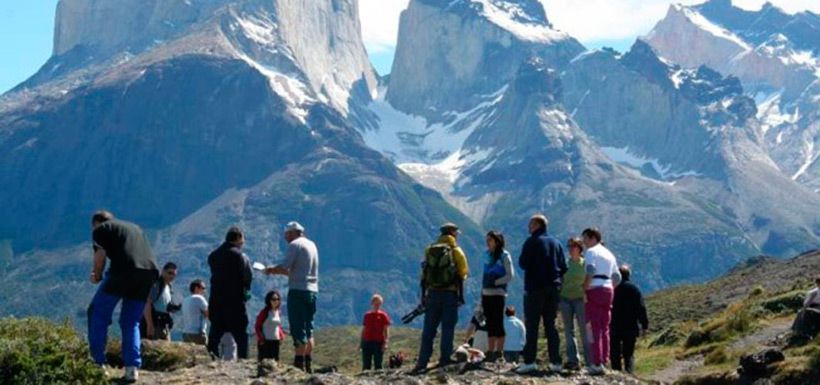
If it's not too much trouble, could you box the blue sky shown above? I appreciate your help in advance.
[1,0,817,92]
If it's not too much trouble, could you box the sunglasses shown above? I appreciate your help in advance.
[271,298,281,302]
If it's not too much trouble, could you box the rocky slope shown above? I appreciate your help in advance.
[0,0,481,325]
[644,0,820,193]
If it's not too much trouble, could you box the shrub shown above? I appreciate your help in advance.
[0,317,106,385]
[704,346,731,366]
[749,285,765,298]
[761,291,805,314]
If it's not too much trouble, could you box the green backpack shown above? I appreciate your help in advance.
[423,242,457,289]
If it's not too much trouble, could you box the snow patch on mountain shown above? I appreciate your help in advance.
[601,146,701,180]
[362,86,506,164]
[458,0,569,43]
[792,140,818,181]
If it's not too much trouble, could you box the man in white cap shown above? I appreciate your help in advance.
[266,221,319,372]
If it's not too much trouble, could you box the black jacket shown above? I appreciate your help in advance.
[208,242,252,327]
[611,279,649,333]
[518,228,567,291]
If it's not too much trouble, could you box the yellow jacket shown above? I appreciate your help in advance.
[424,234,469,291]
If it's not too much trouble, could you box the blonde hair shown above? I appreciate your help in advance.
[371,294,384,304]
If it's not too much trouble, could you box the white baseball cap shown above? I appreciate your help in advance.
[284,221,305,232]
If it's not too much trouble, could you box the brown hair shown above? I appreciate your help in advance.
[505,306,516,317]
[567,237,583,251]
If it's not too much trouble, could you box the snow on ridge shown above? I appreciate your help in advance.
[673,4,751,51]
[792,139,818,181]
[755,90,800,134]
[237,53,314,123]
[601,145,701,180]
[467,0,569,43]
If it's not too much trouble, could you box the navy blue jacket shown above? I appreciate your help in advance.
[611,279,649,334]
[518,229,567,291]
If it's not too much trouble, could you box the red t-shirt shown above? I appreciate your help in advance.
[362,310,391,343]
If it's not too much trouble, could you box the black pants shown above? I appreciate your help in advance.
[482,295,506,338]
[523,286,561,365]
[208,323,248,359]
[258,339,280,361]
[611,329,637,373]
[362,341,384,370]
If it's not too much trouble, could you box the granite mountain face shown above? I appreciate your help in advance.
[0,0,819,325]
[644,0,820,193]
[362,0,820,290]
[0,0,481,325]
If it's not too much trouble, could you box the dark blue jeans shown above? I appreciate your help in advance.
[416,290,458,368]
[522,285,562,365]
[361,341,384,370]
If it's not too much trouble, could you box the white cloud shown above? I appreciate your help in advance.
[359,0,409,53]
[358,0,820,50]
[540,0,820,43]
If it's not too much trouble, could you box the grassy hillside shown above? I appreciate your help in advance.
[635,250,820,384]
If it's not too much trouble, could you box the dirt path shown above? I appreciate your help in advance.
[646,355,704,384]
[729,318,791,352]
[647,318,792,384]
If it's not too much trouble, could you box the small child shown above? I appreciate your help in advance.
[255,290,285,361]
[361,294,391,371]
[464,305,489,353]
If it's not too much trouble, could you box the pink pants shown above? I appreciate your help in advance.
[585,286,614,366]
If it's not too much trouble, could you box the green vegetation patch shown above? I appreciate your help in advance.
[0,317,106,385]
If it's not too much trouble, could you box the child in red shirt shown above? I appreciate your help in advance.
[361,294,391,371]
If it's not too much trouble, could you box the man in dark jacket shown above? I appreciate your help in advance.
[516,214,567,374]
[610,265,648,374]
[88,210,159,382]
[207,227,253,359]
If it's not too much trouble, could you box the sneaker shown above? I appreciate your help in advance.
[564,361,580,371]
[124,366,139,382]
[515,362,538,374]
[586,364,605,376]
[548,363,563,373]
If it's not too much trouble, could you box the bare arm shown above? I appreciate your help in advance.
[143,297,155,335]
[90,248,106,284]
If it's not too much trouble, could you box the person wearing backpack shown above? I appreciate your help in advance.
[141,262,179,341]
[482,230,514,363]
[411,223,469,374]
[516,214,567,374]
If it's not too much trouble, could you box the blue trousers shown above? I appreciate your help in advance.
[87,284,146,367]
[416,290,458,368]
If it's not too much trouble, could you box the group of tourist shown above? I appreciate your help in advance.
[87,208,657,381]
[86,211,318,382]
[407,215,649,375]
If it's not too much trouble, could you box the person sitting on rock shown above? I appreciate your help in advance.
[463,305,489,354]
[503,306,526,364]
[792,276,820,339]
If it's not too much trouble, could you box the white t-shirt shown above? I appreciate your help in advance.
[806,288,820,307]
[503,316,526,352]
[262,310,282,341]
[584,244,620,288]
[182,294,208,334]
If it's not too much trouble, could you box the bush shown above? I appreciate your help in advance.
[0,317,106,385]
[761,291,805,314]
[749,285,765,298]
[704,346,731,366]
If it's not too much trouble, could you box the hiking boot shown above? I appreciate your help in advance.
[548,363,563,373]
[124,366,139,383]
[515,362,538,374]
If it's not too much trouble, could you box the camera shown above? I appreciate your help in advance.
[166,302,182,313]
[401,303,426,324]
